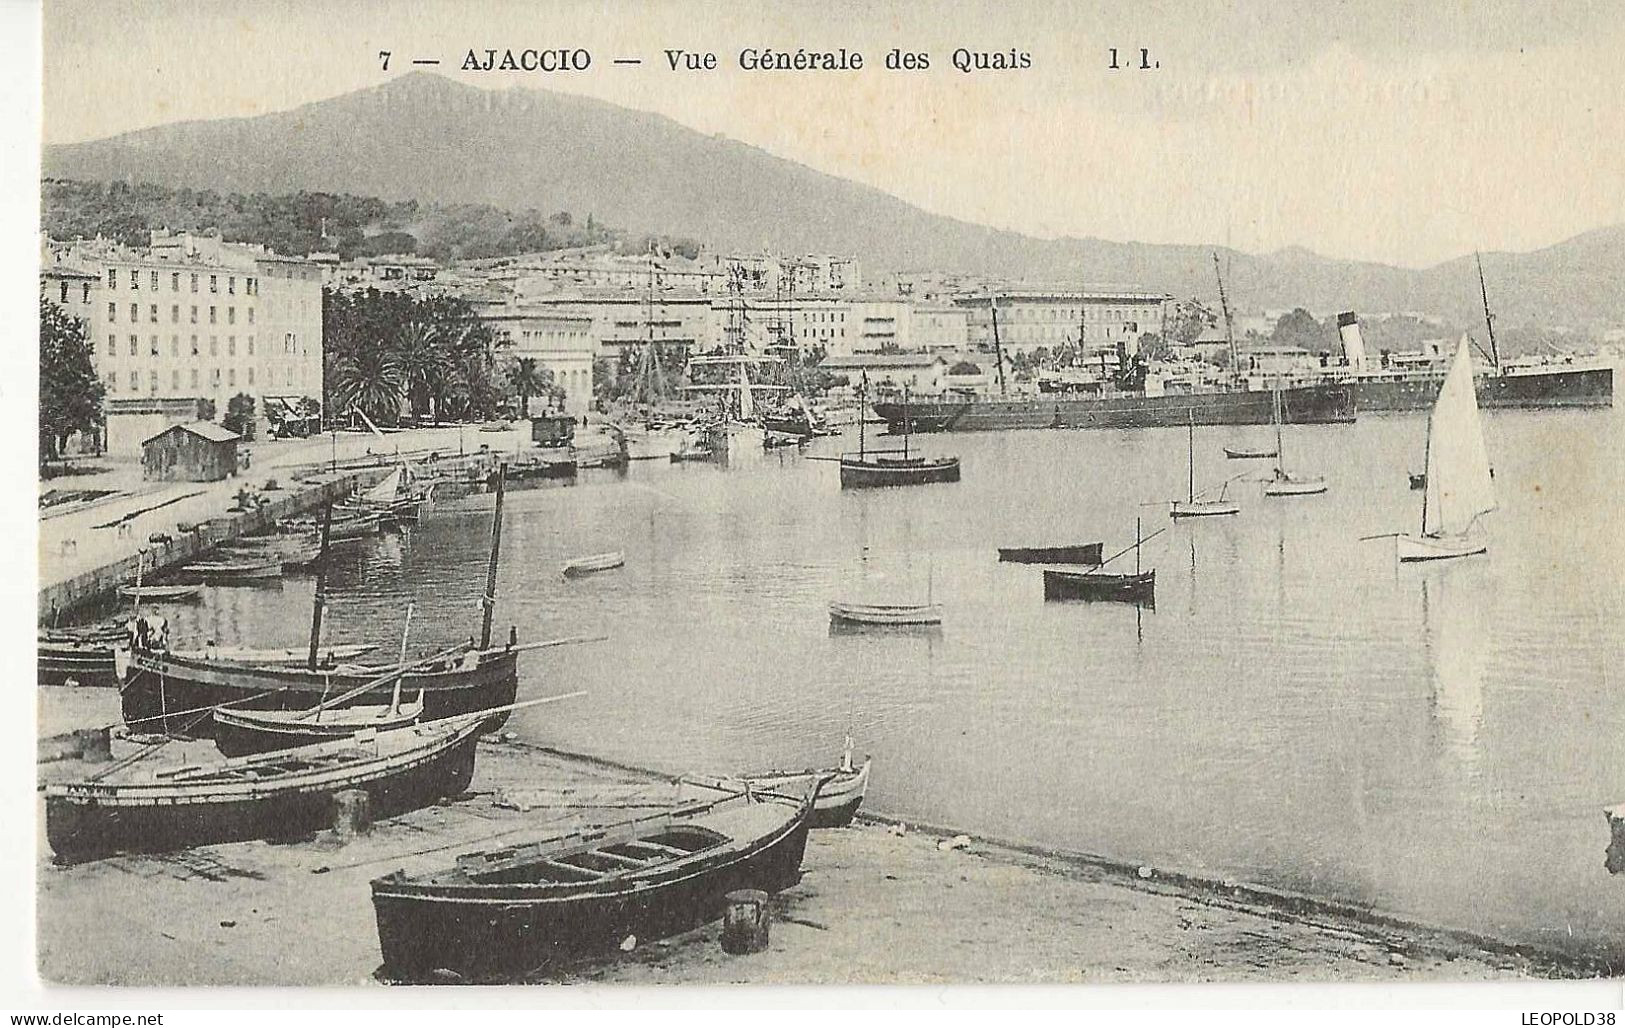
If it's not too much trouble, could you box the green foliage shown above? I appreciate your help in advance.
[43,179,699,263]
[222,393,257,440]
[39,297,104,463]
[323,288,501,425]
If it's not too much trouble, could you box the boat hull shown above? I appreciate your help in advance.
[997,543,1103,565]
[117,648,519,736]
[828,602,943,626]
[872,383,1355,433]
[839,456,961,488]
[1396,533,1488,562]
[562,553,625,577]
[1170,501,1240,518]
[1352,365,1612,411]
[45,725,481,864]
[1262,475,1328,496]
[213,706,423,757]
[1042,569,1155,606]
[370,799,813,981]
[37,642,118,688]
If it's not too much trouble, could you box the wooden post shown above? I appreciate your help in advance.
[720,889,771,954]
[479,464,506,650]
[306,504,333,670]
[332,788,372,841]
[1606,804,1625,875]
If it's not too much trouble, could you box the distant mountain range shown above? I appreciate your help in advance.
[43,72,1625,331]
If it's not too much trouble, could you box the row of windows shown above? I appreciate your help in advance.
[999,306,1160,323]
[56,281,92,304]
[108,302,254,326]
[107,334,255,358]
[107,268,259,296]
[105,366,254,393]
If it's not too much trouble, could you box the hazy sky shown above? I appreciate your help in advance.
[42,0,1625,267]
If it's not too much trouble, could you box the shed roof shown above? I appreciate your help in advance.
[144,421,241,446]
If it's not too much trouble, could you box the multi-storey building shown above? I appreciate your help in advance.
[472,301,596,414]
[955,288,1171,356]
[518,292,720,361]
[53,231,323,455]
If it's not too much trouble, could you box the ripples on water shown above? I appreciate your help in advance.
[144,408,1625,962]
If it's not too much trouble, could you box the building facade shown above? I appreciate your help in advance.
[955,288,1171,355]
[473,302,596,415]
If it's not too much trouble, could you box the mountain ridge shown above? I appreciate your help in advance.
[44,72,1625,331]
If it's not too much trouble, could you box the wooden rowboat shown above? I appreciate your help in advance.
[738,745,871,828]
[214,698,425,757]
[1223,446,1277,460]
[996,543,1103,565]
[370,779,816,982]
[562,552,625,577]
[115,583,203,601]
[838,454,960,489]
[828,601,943,626]
[45,715,490,864]
[1042,568,1155,606]
[167,643,379,665]
[180,557,283,581]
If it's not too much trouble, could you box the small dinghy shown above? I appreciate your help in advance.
[1043,569,1156,606]
[736,740,871,828]
[1223,446,1277,460]
[562,551,625,577]
[370,778,816,982]
[180,557,282,582]
[996,543,1103,565]
[828,601,942,626]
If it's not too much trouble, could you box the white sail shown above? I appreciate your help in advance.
[362,468,404,504]
[1422,338,1495,537]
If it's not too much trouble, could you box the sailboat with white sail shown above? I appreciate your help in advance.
[1396,337,1495,562]
[1261,386,1328,497]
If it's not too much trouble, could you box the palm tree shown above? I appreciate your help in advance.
[394,319,453,422]
[329,346,404,426]
[509,357,553,418]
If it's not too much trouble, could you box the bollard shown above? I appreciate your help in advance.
[720,889,771,955]
[1606,805,1625,875]
[332,789,372,842]
[73,727,112,763]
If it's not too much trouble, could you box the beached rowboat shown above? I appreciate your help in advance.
[370,779,816,981]
[180,557,283,581]
[45,715,490,864]
[115,583,203,601]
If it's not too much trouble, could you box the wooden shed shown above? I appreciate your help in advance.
[141,422,241,482]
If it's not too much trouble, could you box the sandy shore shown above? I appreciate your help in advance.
[36,685,1589,987]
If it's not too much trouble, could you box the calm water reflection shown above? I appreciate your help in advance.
[143,407,1625,963]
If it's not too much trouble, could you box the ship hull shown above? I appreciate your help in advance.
[1353,366,1612,411]
[872,384,1354,433]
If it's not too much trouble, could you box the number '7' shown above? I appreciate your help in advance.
[379,51,391,71]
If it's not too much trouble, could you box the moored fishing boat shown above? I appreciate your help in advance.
[997,542,1103,565]
[839,384,960,489]
[45,714,492,864]
[1170,412,1240,519]
[168,642,378,665]
[1042,569,1156,605]
[562,551,625,577]
[369,779,816,981]
[828,601,943,626]
[1259,387,1328,497]
[38,638,119,687]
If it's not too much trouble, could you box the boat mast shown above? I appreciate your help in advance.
[305,504,333,670]
[479,464,506,650]
[902,383,911,460]
[858,379,867,459]
[990,291,1008,396]
[1212,252,1237,374]
[1135,516,1142,575]
[391,602,414,715]
[1475,252,1499,371]
[1273,381,1284,473]
[1187,409,1196,503]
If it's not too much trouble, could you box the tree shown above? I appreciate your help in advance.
[1270,308,1334,352]
[1166,299,1215,346]
[196,397,217,421]
[1136,332,1171,363]
[222,393,257,440]
[507,357,553,417]
[39,297,104,463]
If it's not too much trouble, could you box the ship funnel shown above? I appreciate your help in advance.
[1337,312,1367,371]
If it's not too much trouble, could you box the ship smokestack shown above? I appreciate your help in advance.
[1337,311,1367,371]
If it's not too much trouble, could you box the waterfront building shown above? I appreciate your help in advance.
[909,303,970,352]
[472,301,596,415]
[719,253,861,295]
[954,288,1172,356]
[52,230,323,454]
[140,420,241,482]
[517,252,723,295]
[517,291,721,361]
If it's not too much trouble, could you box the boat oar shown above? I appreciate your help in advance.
[295,642,469,721]
[802,455,845,462]
[1358,532,1405,542]
[502,634,609,655]
[421,690,589,728]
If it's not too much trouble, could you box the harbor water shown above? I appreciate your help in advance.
[137,408,1625,965]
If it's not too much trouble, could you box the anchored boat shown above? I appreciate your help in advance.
[1170,413,1240,518]
[1395,338,1496,562]
[562,551,625,577]
[839,384,960,489]
[370,778,816,981]
[997,542,1103,566]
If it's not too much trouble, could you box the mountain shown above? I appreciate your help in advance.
[43,73,1625,331]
